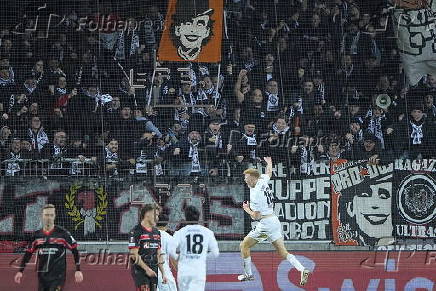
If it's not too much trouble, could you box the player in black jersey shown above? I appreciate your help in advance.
[128,203,167,291]
[14,204,84,291]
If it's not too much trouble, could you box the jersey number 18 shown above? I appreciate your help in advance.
[186,234,203,254]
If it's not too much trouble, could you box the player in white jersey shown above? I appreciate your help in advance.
[156,214,178,291]
[169,205,220,291]
[238,157,311,285]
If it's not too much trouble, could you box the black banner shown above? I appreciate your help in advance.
[271,162,332,241]
[393,159,436,239]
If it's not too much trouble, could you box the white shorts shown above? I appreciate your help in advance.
[177,275,205,291]
[158,275,177,291]
[247,215,282,243]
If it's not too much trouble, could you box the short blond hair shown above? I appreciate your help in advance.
[243,168,260,178]
[43,204,55,210]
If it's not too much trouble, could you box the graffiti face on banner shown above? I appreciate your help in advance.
[346,181,393,239]
[170,0,214,60]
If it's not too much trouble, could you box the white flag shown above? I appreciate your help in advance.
[392,1,436,85]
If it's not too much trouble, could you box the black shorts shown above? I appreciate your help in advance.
[131,266,157,290]
[38,278,65,291]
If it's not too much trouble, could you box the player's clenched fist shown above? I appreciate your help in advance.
[14,272,23,284]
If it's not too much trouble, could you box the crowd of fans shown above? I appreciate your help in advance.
[0,0,435,178]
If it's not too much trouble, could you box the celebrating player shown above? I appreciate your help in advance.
[14,204,84,290]
[238,157,310,285]
[169,205,219,291]
[129,203,167,291]
[156,213,178,291]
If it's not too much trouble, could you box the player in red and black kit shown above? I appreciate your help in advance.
[14,204,84,291]
[128,203,167,291]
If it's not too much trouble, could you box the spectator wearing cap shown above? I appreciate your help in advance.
[387,103,435,159]
[2,136,33,176]
[171,130,209,177]
[346,131,393,165]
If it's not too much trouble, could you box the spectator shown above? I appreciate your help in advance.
[2,136,33,176]
[27,116,49,156]
[423,94,436,120]
[346,131,393,165]
[171,130,207,177]
[0,125,12,156]
[99,137,135,176]
[203,119,228,176]
[229,123,260,168]
[134,132,171,176]
[239,89,268,132]
[110,104,142,154]
[266,116,292,161]
[388,103,435,159]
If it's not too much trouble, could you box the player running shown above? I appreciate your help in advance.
[238,157,310,285]
[14,204,84,291]
[156,213,178,291]
[129,203,167,291]
[169,205,219,291]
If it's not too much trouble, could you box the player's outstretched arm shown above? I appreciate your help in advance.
[264,157,273,178]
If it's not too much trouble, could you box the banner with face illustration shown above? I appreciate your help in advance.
[391,0,436,85]
[393,159,436,239]
[331,160,395,246]
[158,0,223,62]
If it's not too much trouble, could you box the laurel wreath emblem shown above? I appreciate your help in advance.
[65,183,108,230]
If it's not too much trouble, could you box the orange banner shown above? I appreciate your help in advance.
[158,0,223,63]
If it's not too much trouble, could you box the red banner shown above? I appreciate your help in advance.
[1,251,435,290]
[158,0,223,62]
